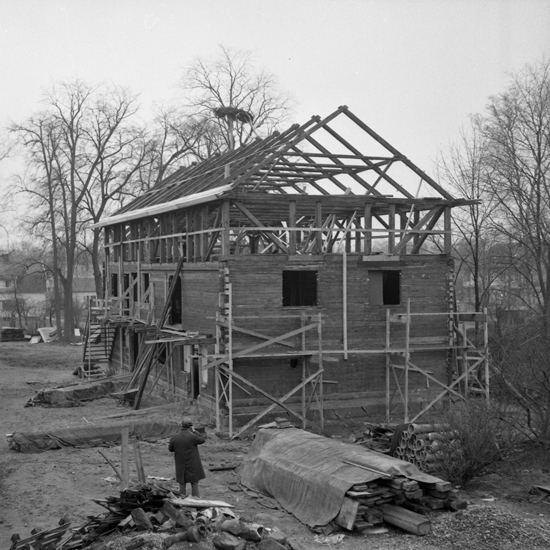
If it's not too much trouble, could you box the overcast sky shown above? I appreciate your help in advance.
[1,0,549,246]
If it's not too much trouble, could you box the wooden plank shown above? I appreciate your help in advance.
[335,497,359,530]
[379,504,431,535]
[121,427,130,490]
[134,440,146,484]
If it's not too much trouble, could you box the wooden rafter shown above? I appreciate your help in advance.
[232,201,289,254]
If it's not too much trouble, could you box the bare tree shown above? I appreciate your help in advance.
[180,46,294,151]
[480,59,550,335]
[11,80,150,339]
[438,118,501,313]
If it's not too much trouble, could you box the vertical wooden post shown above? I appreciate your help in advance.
[119,327,124,372]
[201,206,209,261]
[315,201,323,254]
[399,212,408,255]
[444,206,452,254]
[354,218,361,253]
[104,227,111,312]
[215,313,221,433]
[342,252,348,360]
[221,200,230,257]
[484,307,489,403]
[385,308,391,422]
[364,203,372,255]
[120,428,130,490]
[133,440,146,484]
[388,204,396,254]
[317,313,324,431]
[289,200,297,255]
[228,282,233,439]
[301,314,306,429]
[412,210,420,252]
[462,321,468,398]
[404,298,411,423]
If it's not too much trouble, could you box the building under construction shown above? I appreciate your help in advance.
[86,106,488,437]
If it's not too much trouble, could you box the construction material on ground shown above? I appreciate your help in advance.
[24,374,132,407]
[7,418,180,453]
[358,421,460,474]
[9,519,70,550]
[238,427,465,534]
[0,327,26,342]
[9,482,254,549]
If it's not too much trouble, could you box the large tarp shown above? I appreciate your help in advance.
[9,419,180,453]
[238,427,444,527]
[34,375,132,406]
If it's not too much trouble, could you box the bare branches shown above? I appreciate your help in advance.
[179,45,294,150]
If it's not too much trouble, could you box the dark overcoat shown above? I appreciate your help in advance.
[168,428,206,484]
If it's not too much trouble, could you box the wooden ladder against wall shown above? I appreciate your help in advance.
[81,300,117,379]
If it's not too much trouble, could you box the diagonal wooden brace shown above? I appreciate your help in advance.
[223,366,324,439]
[410,356,485,423]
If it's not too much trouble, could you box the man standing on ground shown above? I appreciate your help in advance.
[169,417,206,497]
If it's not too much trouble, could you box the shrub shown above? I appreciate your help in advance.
[430,400,520,487]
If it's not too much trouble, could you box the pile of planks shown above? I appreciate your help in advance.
[336,474,466,535]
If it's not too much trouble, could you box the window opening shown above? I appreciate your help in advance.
[111,273,119,297]
[168,275,182,324]
[368,270,401,306]
[283,270,318,307]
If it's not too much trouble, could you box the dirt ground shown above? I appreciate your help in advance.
[1,342,550,550]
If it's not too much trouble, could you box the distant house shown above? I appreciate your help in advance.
[0,252,97,332]
[72,278,97,305]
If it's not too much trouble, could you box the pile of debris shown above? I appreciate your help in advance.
[0,327,26,342]
[9,482,282,550]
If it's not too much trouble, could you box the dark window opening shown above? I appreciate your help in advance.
[142,273,150,302]
[368,270,401,306]
[168,275,182,324]
[283,270,318,307]
[131,272,138,302]
[123,273,130,312]
[111,273,119,297]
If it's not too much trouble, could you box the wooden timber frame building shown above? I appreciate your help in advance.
[91,106,489,438]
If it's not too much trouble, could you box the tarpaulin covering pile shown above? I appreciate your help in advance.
[238,427,444,527]
[9,419,180,453]
[32,375,132,406]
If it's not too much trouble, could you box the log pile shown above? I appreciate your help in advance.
[336,474,467,535]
